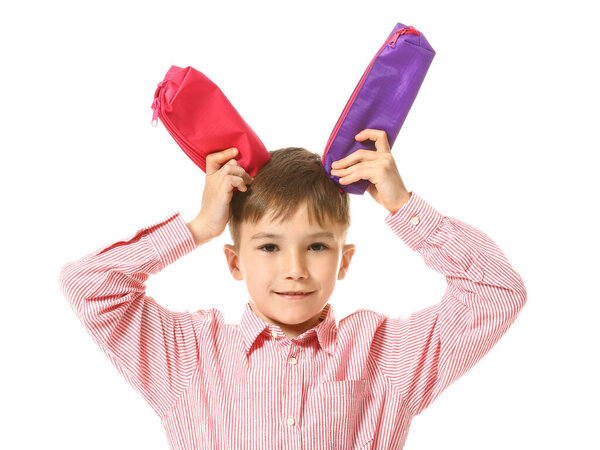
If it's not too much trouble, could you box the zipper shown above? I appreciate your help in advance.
[322,25,420,170]
[151,79,207,169]
[388,25,419,48]
[151,80,167,126]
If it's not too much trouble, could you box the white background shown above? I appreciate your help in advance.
[2,0,598,448]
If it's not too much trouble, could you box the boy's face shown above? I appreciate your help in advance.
[223,202,355,340]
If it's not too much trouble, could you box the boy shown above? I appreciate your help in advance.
[58,128,527,449]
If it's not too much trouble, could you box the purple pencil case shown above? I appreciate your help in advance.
[322,23,436,194]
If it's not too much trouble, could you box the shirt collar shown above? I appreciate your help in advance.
[239,301,338,357]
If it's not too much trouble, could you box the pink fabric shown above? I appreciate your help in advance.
[58,192,526,449]
[151,65,271,178]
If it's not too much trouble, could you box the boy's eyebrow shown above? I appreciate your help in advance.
[250,231,336,241]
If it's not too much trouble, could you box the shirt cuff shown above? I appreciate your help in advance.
[144,211,197,269]
[384,191,444,251]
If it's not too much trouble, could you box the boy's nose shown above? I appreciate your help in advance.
[281,252,309,279]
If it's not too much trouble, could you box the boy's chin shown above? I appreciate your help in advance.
[254,303,313,325]
[274,306,322,325]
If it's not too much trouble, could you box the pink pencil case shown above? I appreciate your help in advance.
[151,65,271,178]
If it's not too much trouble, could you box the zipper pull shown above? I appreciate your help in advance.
[388,25,420,48]
[151,98,160,126]
[151,80,167,127]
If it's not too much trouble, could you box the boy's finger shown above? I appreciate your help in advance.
[355,129,390,153]
[228,164,254,186]
[206,148,238,174]
[331,153,352,168]
[239,168,254,185]
[332,149,373,169]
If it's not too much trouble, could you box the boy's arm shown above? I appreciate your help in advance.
[372,191,527,417]
[58,211,213,420]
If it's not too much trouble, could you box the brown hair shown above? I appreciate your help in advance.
[228,147,351,249]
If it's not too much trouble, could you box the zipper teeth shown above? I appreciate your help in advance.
[153,84,207,169]
[322,26,418,166]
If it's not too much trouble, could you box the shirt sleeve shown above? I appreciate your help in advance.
[57,211,212,420]
[372,191,527,417]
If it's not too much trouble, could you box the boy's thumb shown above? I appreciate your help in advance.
[206,147,238,174]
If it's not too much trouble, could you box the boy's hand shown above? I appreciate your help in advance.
[188,147,254,244]
[330,129,411,214]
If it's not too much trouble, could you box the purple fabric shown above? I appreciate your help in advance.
[322,23,436,195]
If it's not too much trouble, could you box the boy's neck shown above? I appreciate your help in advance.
[249,303,323,340]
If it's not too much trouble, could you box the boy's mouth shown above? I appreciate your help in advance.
[274,290,314,300]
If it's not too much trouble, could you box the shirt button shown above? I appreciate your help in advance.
[288,356,297,365]
[410,215,420,225]
[286,416,296,427]
[271,330,278,339]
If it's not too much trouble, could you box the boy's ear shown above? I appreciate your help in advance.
[223,244,243,281]
[337,243,356,281]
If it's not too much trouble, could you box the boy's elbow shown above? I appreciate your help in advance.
[507,270,527,312]
[516,275,528,308]
[511,282,527,315]
[517,288,527,312]
[58,263,71,294]
[58,262,81,306]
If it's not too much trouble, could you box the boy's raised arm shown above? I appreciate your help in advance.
[57,146,254,420]
[58,211,213,420]
[372,191,527,417]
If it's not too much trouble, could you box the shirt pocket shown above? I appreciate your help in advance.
[319,379,375,449]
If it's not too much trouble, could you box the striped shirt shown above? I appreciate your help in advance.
[58,191,527,449]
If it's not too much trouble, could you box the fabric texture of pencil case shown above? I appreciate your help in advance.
[151,65,271,179]
[322,23,436,195]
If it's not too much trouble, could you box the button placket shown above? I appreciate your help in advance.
[283,344,302,440]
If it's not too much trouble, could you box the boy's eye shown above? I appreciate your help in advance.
[258,243,329,253]
[259,244,278,253]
